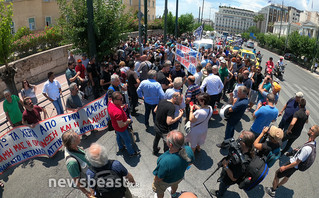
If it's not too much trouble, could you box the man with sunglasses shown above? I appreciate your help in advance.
[266,125,319,197]
[22,97,47,128]
[107,91,140,158]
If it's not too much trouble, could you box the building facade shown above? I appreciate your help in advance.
[214,6,256,35]
[258,4,289,33]
[5,0,156,33]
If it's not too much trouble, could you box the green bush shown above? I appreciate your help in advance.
[13,26,32,41]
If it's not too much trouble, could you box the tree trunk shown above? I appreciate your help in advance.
[0,64,18,96]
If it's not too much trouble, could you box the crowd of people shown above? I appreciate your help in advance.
[2,33,318,198]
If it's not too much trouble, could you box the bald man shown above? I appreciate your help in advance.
[153,131,195,198]
[185,76,201,122]
[179,192,198,198]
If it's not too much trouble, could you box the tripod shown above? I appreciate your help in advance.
[203,158,225,198]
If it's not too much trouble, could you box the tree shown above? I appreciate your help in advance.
[0,1,18,96]
[178,13,194,36]
[162,11,175,35]
[254,14,264,31]
[57,0,131,59]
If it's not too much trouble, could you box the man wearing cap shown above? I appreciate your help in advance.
[278,92,304,131]
[281,98,309,155]
[254,126,283,161]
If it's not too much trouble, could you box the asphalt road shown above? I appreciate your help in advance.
[1,44,319,198]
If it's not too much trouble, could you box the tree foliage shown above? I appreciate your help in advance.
[178,13,194,35]
[0,0,13,66]
[193,23,214,31]
[57,0,131,58]
[162,11,175,35]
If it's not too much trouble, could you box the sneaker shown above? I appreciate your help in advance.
[216,143,226,149]
[171,192,181,198]
[210,189,221,197]
[152,147,160,155]
[134,151,141,156]
[265,187,276,197]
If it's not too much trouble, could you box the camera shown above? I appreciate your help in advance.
[219,138,247,166]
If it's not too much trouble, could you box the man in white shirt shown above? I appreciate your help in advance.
[42,72,63,115]
[266,125,319,197]
[194,65,203,86]
[200,65,224,108]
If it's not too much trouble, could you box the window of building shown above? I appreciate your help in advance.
[45,16,51,26]
[10,22,15,34]
[29,18,36,30]
[153,1,155,7]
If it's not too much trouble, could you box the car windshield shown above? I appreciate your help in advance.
[242,52,256,60]
[193,43,213,49]
[233,46,241,50]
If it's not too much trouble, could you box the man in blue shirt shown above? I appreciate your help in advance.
[153,131,195,198]
[217,86,249,148]
[137,70,165,128]
[201,55,212,67]
[251,93,279,137]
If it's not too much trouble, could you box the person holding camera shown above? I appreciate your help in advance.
[266,125,319,197]
[211,131,255,197]
[254,126,283,167]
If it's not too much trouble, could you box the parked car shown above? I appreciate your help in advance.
[284,53,296,60]
[193,39,214,50]
[246,41,255,48]
[238,49,260,67]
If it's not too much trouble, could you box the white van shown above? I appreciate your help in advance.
[193,39,214,51]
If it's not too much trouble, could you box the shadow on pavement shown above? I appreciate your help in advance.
[122,153,140,167]
[245,184,265,198]
[22,150,64,169]
[208,119,224,129]
[241,114,251,122]
[223,190,240,198]
[80,129,109,149]
[193,150,214,170]
[276,186,294,198]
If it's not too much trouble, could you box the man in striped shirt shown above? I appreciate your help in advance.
[185,76,201,122]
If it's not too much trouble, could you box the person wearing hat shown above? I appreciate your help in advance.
[278,92,304,131]
[254,126,283,159]
[272,81,281,104]
[281,98,309,155]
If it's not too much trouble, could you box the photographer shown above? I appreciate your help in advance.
[254,126,283,167]
[211,131,255,197]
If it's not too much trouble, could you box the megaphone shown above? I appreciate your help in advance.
[220,104,233,120]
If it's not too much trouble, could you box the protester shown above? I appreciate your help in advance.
[278,92,304,131]
[153,130,195,198]
[185,93,212,153]
[65,83,83,112]
[126,60,140,115]
[3,90,23,127]
[87,57,101,99]
[75,59,88,98]
[185,76,201,122]
[170,61,186,83]
[65,61,81,86]
[281,98,309,155]
[20,79,38,104]
[100,63,112,91]
[156,60,173,92]
[107,91,139,157]
[200,65,224,108]
[62,129,95,198]
[265,125,319,197]
[85,143,136,198]
[81,54,90,69]
[153,92,184,155]
[250,93,278,137]
[22,97,47,128]
[137,70,165,128]
[248,66,264,110]
[42,72,64,115]
[193,65,203,86]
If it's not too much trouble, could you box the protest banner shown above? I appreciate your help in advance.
[0,96,109,175]
[175,44,201,75]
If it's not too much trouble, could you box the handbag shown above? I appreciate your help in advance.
[184,107,211,135]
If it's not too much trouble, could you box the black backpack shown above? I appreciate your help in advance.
[297,142,316,172]
[92,160,126,198]
[265,147,281,168]
[238,155,269,191]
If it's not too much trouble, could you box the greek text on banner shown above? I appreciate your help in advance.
[0,96,109,175]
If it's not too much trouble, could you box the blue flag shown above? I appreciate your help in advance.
[193,25,203,40]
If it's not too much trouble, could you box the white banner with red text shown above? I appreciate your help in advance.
[175,44,202,75]
[0,96,109,175]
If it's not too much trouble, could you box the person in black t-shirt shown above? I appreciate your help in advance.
[281,98,309,155]
[156,61,173,92]
[152,92,184,155]
[169,61,186,83]
[127,61,140,115]
[248,66,264,110]
[254,126,283,157]
[100,63,112,91]
[87,58,101,99]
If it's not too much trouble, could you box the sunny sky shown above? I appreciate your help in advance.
[156,0,319,21]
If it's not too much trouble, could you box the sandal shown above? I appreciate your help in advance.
[0,181,4,188]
